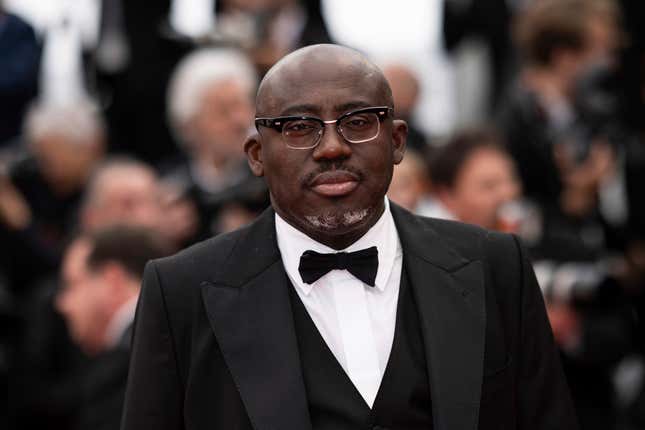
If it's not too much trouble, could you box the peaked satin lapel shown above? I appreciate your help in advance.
[391,203,486,430]
[201,208,312,430]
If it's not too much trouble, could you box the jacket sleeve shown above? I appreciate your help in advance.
[121,261,184,430]
[512,234,579,429]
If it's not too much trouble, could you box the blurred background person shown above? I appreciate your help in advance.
[81,157,198,248]
[496,4,643,427]
[213,0,331,73]
[321,0,455,138]
[0,1,40,147]
[442,0,517,126]
[4,0,190,163]
[425,129,521,231]
[0,94,101,345]
[386,149,432,214]
[382,62,429,152]
[8,157,185,430]
[165,47,268,239]
[55,225,171,430]
[0,101,105,296]
[498,0,624,215]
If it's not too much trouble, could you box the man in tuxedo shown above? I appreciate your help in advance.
[122,44,578,429]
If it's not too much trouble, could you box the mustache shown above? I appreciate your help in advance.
[302,161,364,186]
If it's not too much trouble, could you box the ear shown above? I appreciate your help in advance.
[391,119,408,165]
[244,132,264,177]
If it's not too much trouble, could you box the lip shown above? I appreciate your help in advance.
[309,170,360,197]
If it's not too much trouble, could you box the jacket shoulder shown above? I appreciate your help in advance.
[149,224,250,287]
[416,215,519,263]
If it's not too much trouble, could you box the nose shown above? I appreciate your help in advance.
[312,123,352,161]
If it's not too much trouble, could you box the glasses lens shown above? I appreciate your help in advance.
[339,112,380,143]
[283,119,322,148]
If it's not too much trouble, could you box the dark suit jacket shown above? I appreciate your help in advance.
[0,13,40,144]
[78,324,133,430]
[121,203,578,430]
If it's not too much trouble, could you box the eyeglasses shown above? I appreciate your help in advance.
[255,106,393,150]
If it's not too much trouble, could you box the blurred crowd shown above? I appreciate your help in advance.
[1,0,644,429]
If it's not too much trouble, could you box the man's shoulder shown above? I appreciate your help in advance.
[395,207,518,264]
[406,214,525,299]
[425,214,514,246]
[149,223,253,285]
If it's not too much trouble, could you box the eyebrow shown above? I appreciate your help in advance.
[334,101,374,113]
[278,101,376,117]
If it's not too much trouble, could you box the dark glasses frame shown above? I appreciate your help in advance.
[255,106,393,149]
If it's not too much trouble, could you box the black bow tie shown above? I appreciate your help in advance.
[298,246,378,286]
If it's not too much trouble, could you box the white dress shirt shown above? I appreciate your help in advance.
[275,199,403,407]
[104,295,138,349]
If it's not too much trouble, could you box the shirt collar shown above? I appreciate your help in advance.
[104,295,138,350]
[275,198,401,295]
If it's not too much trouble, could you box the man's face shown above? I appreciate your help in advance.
[34,134,103,195]
[95,170,163,230]
[442,148,520,230]
[56,240,110,355]
[189,79,254,165]
[247,59,406,244]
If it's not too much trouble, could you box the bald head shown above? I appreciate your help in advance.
[244,44,408,250]
[256,44,393,116]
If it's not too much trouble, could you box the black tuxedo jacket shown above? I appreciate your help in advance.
[121,204,578,430]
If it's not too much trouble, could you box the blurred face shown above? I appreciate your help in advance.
[88,169,163,231]
[387,156,427,211]
[56,239,110,355]
[189,79,254,166]
[246,55,407,248]
[33,134,103,195]
[440,147,520,230]
[383,65,420,118]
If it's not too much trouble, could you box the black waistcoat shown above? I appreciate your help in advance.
[289,268,433,430]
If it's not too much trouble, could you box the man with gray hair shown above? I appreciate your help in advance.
[165,47,267,239]
[0,100,105,292]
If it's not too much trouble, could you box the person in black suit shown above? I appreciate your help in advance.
[122,44,578,429]
[0,6,40,146]
[55,225,170,430]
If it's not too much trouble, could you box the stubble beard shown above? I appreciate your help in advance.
[304,207,371,231]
